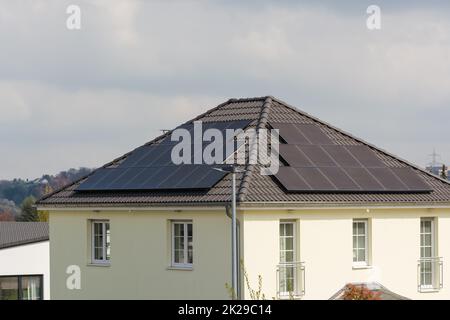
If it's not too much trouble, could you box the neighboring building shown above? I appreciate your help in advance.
[37,96,450,300]
[0,222,49,300]
[426,165,449,181]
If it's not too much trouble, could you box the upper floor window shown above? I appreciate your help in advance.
[353,219,368,266]
[91,220,110,264]
[171,221,193,268]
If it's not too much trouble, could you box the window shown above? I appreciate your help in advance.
[279,221,296,294]
[171,221,193,268]
[91,220,110,264]
[0,275,43,300]
[420,218,435,288]
[353,219,369,266]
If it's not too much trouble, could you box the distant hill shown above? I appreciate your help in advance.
[0,167,93,219]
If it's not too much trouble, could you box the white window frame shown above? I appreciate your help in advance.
[171,221,193,268]
[91,220,110,265]
[353,219,369,267]
[279,221,296,296]
[420,218,435,289]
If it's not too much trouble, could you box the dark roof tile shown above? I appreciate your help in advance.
[0,222,49,249]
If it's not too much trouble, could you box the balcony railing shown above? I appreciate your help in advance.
[276,261,305,299]
[417,257,443,292]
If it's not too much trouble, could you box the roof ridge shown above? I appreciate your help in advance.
[237,96,273,202]
[271,96,450,187]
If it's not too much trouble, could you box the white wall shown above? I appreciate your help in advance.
[0,241,50,300]
[241,207,450,300]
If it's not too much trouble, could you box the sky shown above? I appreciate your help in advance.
[0,0,449,180]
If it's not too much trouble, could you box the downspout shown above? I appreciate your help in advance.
[226,204,241,299]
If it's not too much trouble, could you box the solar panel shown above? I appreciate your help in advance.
[300,145,336,167]
[270,123,332,145]
[279,145,313,167]
[320,167,359,190]
[76,120,250,191]
[296,167,336,191]
[342,167,384,191]
[269,118,431,193]
[274,167,311,191]
[345,145,385,167]
[322,145,360,167]
[296,124,333,145]
[270,123,310,144]
[391,168,432,191]
[76,169,112,190]
[367,168,406,191]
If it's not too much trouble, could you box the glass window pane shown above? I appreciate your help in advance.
[358,249,366,262]
[280,224,285,237]
[95,247,103,260]
[357,222,365,235]
[358,236,365,249]
[424,234,432,247]
[423,273,432,285]
[187,223,192,238]
[280,238,286,251]
[285,224,293,237]
[0,277,19,300]
[188,249,193,264]
[105,223,111,260]
[353,249,358,262]
[285,238,293,251]
[424,247,432,258]
[285,251,294,262]
[20,276,42,300]
[422,221,431,233]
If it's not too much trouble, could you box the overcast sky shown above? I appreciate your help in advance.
[0,0,449,179]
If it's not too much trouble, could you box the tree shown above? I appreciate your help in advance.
[17,196,38,222]
[0,210,14,221]
[37,210,49,222]
[342,284,381,300]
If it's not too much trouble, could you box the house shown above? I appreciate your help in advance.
[0,222,49,300]
[37,96,450,300]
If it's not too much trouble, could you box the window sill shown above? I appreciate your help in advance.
[87,263,111,268]
[419,287,441,293]
[352,264,372,270]
[167,266,193,271]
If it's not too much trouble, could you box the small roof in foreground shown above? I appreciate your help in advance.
[0,222,49,250]
[329,282,410,300]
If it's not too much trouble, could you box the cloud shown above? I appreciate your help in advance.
[0,1,448,178]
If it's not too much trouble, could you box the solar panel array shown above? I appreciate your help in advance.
[271,122,432,193]
[76,120,251,191]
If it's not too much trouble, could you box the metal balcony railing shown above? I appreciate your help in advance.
[417,257,443,292]
[276,261,305,299]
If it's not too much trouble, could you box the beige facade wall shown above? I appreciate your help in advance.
[50,206,450,300]
[241,207,450,300]
[49,209,231,299]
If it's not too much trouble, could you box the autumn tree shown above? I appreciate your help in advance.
[342,284,381,300]
[0,209,15,221]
